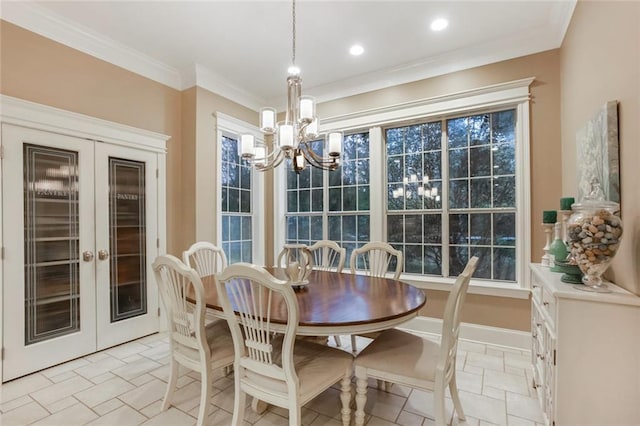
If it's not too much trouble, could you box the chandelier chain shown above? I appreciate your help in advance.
[291,0,296,65]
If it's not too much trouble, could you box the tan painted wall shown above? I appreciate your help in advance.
[180,87,197,251]
[560,0,640,295]
[192,87,258,247]
[419,290,531,330]
[317,50,563,331]
[0,21,184,255]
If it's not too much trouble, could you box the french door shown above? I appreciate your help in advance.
[2,124,159,381]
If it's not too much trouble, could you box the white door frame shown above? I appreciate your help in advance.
[0,95,169,382]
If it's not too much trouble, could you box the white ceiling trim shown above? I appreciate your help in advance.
[306,6,575,106]
[191,64,266,112]
[1,1,183,90]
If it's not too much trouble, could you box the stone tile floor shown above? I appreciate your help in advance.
[0,332,544,425]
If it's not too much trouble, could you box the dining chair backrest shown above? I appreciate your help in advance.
[307,240,346,273]
[215,263,300,397]
[152,255,210,370]
[183,241,228,278]
[437,256,478,382]
[349,241,403,280]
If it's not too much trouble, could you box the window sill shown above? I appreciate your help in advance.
[400,274,531,300]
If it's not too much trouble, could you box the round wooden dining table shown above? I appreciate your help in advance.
[200,267,426,414]
[201,268,426,337]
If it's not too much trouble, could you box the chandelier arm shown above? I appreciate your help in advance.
[254,149,287,172]
[299,143,339,170]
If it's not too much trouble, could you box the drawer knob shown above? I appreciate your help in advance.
[543,302,549,306]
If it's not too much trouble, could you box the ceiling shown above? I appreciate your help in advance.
[2,1,576,110]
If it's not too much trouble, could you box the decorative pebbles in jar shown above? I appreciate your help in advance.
[566,182,622,292]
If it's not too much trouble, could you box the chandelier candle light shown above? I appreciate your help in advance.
[392,173,440,201]
[240,0,342,173]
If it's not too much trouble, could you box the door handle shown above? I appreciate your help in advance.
[83,251,94,262]
[98,249,110,261]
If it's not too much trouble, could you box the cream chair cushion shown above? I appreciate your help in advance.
[355,329,439,382]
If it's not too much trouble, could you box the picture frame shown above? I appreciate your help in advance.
[576,100,620,203]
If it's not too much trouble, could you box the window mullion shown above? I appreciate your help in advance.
[369,126,384,242]
[441,119,450,278]
[323,167,329,241]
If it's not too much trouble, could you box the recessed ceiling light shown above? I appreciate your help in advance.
[430,18,449,32]
[349,45,364,56]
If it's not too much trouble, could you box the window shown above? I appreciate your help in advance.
[285,132,370,267]
[276,79,532,290]
[386,110,517,282]
[216,113,264,266]
[221,135,253,263]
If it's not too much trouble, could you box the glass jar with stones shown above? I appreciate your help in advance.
[566,183,622,292]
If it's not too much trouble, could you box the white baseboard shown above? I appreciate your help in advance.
[397,316,531,351]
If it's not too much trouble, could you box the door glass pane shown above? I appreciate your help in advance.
[109,158,147,322]
[24,144,80,345]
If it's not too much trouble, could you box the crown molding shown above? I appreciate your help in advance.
[191,64,265,112]
[305,21,563,106]
[1,1,575,111]
[1,1,183,90]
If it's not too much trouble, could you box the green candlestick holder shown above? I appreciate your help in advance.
[554,259,584,284]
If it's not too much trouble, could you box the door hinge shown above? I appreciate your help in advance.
[156,238,160,248]
[156,169,159,178]
[0,145,4,159]
[1,247,4,259]
[553,349,557,366]
[157,307,161,317]
[1,347,4,360]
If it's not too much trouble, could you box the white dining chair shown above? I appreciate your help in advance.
[152,255,235,426]
[349,241,403,280]
[353,256,479,426]
[306,240,347,346]
[307,240,346,273]
[183,241,230,331]
[349,241,403,352]
[214,263,353,426]
[183,241,228,278]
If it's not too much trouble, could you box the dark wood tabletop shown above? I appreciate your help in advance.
[201,268,426,334]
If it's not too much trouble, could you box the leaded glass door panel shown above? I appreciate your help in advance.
[95,143,158,350]
[2,124,160,381]
[2,125,96,381]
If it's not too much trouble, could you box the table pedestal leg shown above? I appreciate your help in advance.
[251,397,268,414]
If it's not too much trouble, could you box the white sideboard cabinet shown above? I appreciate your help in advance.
[530,264,640,425]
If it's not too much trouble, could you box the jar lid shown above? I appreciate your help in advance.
[572,179,619,212]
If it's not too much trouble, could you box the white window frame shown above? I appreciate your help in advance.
[276,78,533,298]
[216,113,265,265]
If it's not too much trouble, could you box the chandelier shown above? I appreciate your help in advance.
[239,0,342,174]
[392,172,440,201]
